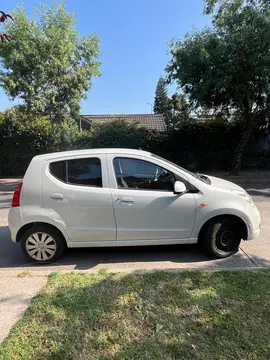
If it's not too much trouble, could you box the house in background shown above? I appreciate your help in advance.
[78,114,167,135]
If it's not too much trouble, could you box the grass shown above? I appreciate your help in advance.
[0,270,270,360]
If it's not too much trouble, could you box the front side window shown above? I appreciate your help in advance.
[113,157,175,191]
[68,158,102,187]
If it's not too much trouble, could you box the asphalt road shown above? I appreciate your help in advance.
[0,179,269,272]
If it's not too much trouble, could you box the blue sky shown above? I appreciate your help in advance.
[0,0,210,114]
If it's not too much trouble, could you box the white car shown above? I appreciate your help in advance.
[8,148,261,263]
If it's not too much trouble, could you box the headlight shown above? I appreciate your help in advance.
[231,190,253,203]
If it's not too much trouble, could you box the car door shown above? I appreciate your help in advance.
[42,154,116,243]
[106,154,196,242]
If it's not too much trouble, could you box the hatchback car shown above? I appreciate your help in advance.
[8,148,261,263]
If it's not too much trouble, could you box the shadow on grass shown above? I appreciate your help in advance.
[1,271,270,360]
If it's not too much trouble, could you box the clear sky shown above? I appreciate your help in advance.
[0,0,210,114]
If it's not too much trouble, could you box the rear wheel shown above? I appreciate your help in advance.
[21,224,65,263]
[203,217,241,258]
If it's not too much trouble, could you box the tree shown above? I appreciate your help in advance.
[0,4,101,123]
[167,1,270,174]
[204,0,269,14]
[153,77,169,115]
[166,93,190,130]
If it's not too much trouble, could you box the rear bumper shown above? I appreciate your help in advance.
[8,207,24,243]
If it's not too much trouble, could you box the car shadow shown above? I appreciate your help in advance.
[0,224,255,271]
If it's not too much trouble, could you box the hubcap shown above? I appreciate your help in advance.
[216,227,235,251]
[26,232,57,261]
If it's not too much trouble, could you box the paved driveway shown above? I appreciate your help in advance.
[0,177,269,272]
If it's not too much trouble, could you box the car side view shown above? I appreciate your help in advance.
[8,148,261,263]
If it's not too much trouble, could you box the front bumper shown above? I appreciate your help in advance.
[244,201,261,240]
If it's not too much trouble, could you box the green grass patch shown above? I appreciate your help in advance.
[1,270,270,360]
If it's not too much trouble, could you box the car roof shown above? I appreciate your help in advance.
[33,148,151,161]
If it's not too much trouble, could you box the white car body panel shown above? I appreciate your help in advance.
[106,153,196,241]
[8,148,261,248]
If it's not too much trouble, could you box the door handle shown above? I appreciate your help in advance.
[50,193,63,200]
[118,196,134,203]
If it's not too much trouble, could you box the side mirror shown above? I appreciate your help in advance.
[174,181,187,194]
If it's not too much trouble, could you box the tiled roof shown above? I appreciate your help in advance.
[80,114,166,132]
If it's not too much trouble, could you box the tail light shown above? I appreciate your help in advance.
[12,182,23,207]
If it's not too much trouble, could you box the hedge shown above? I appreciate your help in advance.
[0,110,268,176]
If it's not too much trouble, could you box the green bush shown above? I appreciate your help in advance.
[164,120,264,171]
[0,107,80,175]
[0,108,266,176]
[75,119,162,153]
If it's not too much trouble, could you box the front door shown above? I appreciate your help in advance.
[42,154,116,243]
[107,155,196,242]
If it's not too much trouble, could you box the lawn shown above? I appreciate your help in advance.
[0,270,270,360]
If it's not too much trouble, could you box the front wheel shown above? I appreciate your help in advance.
[203,217,241,258]
[21,224,65,263]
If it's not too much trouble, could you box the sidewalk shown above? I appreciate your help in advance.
[0,275,47,343]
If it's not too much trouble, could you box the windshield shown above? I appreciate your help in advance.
[151,154,211,184]
[151,154,196,177]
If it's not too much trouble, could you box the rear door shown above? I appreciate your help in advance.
[42,154,116,243]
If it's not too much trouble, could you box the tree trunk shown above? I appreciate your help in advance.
[230,122,254,175]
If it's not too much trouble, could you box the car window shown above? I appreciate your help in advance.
[67,158,102,187]
[113,157,175,191]
[49,161,67,182]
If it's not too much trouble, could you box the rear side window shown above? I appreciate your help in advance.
[68,158,102,187]
[49,158,102,187]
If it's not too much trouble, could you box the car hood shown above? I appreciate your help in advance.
[206,175,244,191]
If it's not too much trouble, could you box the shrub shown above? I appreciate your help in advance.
[165,120,264,171]
[0,107,80,175]
[0,108,266,176]
[76,119,162,152]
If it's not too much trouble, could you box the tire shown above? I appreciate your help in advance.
[20,224,65,263]
[203,217,241,258]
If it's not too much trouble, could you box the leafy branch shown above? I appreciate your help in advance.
[0,10,13,42]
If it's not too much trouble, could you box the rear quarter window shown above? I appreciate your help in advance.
[49,161,67,182]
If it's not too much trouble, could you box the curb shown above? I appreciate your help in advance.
[0,266,268,277]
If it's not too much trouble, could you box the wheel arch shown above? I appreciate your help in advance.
[16,222,68,246]
[197,214,248,245]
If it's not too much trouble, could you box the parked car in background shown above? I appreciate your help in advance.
[8,148,261,263]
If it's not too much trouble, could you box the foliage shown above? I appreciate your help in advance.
[153,77,190,130]
[166,93,190,130]
[0,107,54,175]
[1,271,269,359]
[81,119,162,152]
[0,107,267,176]
[204,0,270,14]
[153,77,169,115]
[167,1,270,173]
[165,118,267,171]
[0,106,80,175]
[0,3,101,123]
